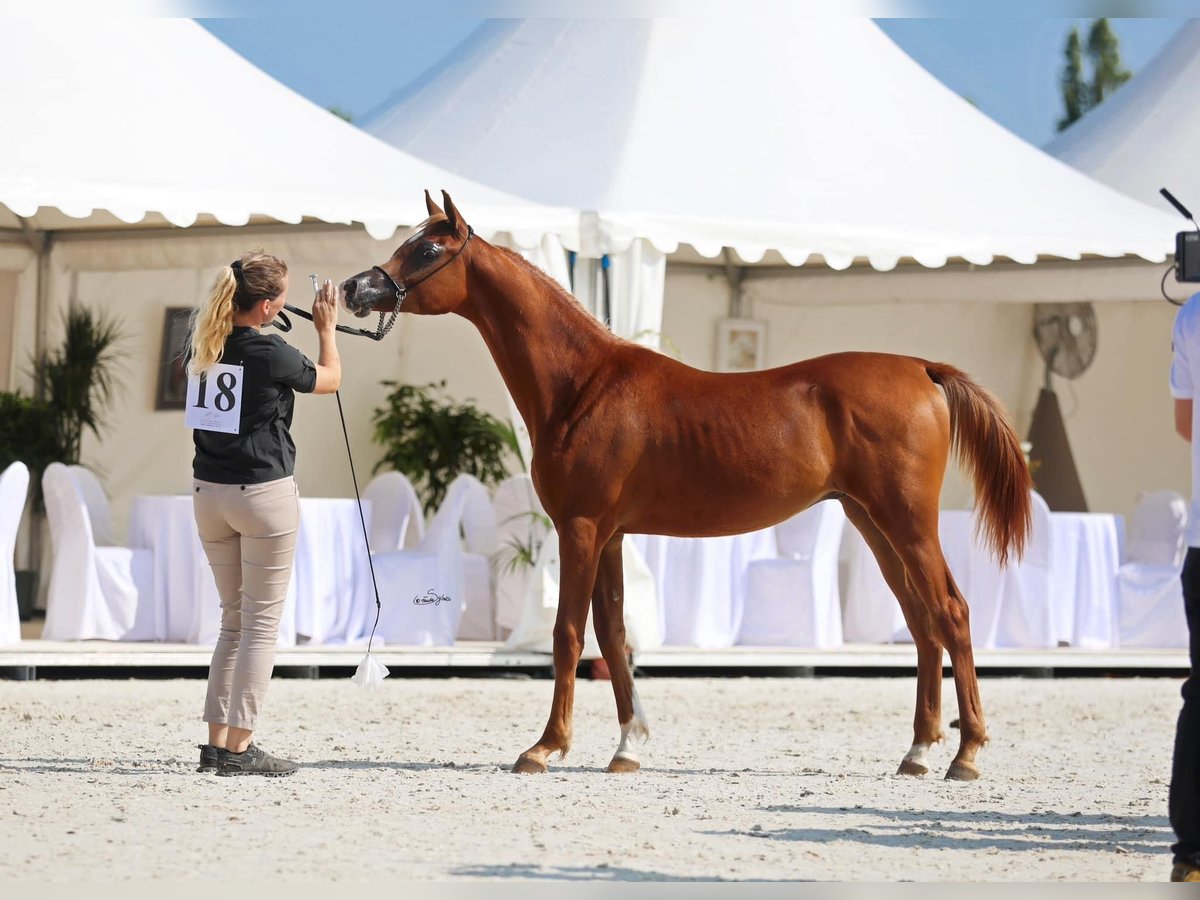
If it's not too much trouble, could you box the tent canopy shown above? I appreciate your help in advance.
[1045,20,1199,220]
[0,20,574,243]
[365,18,1178,270]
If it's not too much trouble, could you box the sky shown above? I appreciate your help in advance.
[198,17,1187,149]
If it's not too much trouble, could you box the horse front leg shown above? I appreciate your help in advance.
[513,517,602,774]
[590,534,649,773]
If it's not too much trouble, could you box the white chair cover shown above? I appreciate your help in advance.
[842,512,977,645]
[504,528,662,655]
[371,547,461,646]
[42,462,152,641]
[0,461,30,645]
[424,474,498,641]
[370,474,497,646]
[841,524,905,644]
[1117,490,1189,648]
[967,492,1055,649]
[362,471,424,553]
[738,500,846,647]
[491,475,550,637]
[69,465,117,546]
[634,528,777,648]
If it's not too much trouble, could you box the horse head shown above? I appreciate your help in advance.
[341,190,474,318]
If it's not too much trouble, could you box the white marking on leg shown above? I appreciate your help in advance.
[614,688,650,764]
[903,741,932,771]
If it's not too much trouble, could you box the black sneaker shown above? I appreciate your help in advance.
[216,743,298,777]
[197,744,219,773]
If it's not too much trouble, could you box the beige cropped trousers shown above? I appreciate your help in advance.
[193,476,299,731]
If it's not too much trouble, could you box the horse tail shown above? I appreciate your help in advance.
[925,363,1031,566]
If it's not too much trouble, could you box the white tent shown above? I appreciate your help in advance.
[1045,20,1200,217]
[0,19,575,242]
[365,18,1178,271]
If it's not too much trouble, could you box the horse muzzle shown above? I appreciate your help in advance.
[341,271,400,318]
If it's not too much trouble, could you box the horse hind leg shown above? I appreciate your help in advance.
[591,534,649,773]
[865,501,987,781]
[841,498,946,777]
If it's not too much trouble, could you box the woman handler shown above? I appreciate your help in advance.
[187,250,340,776]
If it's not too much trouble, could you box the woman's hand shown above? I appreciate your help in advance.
[312,279,341,335]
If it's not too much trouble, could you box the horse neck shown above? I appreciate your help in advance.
[456,245,615,439]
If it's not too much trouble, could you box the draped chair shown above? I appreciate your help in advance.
[42,462,152,640]
[362,470,424,553]
[0,461,30,645]
[1116,490,1188,649]
[69,464,118,546]
[491,474,549,640]
[370,474,497,645]
[966,491,1055,649]
[737,499,846,647]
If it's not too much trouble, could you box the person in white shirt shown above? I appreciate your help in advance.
[1168,291,1200,881]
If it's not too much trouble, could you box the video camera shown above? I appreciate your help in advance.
[1161,187,1200,282]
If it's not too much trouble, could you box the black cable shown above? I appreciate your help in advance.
[1163,265,1188,306]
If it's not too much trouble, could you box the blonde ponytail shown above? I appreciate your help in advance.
[188,267,238,376]
[188,250,288,377]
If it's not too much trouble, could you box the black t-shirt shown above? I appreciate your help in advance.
[192,327,318,484]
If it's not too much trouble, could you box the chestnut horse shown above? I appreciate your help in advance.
[344,191,1031,782]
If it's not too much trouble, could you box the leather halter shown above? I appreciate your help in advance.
[371,225,475,311]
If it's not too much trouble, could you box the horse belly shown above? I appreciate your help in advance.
[621,430,830,538]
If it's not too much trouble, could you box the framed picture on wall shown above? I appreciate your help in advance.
[715,318,767,372]
[155,307,193,410]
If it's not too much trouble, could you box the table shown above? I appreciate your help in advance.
[631,527,778,648]
[842,508,1123,648]
[128,495,374,645]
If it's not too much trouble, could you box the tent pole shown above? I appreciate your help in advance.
[722,248,745,318]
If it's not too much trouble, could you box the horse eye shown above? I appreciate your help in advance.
[422,245,440,261]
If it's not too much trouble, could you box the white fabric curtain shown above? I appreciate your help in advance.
[568,238,666,348]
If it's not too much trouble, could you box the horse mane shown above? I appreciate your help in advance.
[488,243,624,345]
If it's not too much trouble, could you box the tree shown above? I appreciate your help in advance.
[328,106,353,123]
[1087,18,1132,106]
[1057,27,1087,132]
[1056,18,1133,132]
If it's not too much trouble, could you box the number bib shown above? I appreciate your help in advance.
[185,363,244,434]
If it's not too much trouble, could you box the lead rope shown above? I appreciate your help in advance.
[306,274,389,689]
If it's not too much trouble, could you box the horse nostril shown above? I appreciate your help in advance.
[342,280,357,301]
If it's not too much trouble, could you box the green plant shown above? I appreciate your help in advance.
[495,508,552,576]
[33,304,126,465]
[371,380,514,515]
[0,391,59,506]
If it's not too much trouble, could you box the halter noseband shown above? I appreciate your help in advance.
[371,225,475,311]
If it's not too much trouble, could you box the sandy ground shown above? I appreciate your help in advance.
[0,673,1185,882]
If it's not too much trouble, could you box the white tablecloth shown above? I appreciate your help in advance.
[128,494,374,645]
[842,508,1123,648]
[631,527,778,648]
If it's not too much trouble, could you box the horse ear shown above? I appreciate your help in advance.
[425,189,444,219]
[442,190,467,236]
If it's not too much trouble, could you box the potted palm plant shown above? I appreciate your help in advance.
[6,305,126,619]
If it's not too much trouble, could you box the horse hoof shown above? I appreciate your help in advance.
[944,760,980,781]
[512,755,547,775]
[607,756,640,774]
[896,757,929,777]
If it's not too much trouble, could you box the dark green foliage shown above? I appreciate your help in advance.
[1058,28,1087,132]
[371,380,516,515]
[1057,18,1133,132]
[33,304,126,466]
[0,392,58,506]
